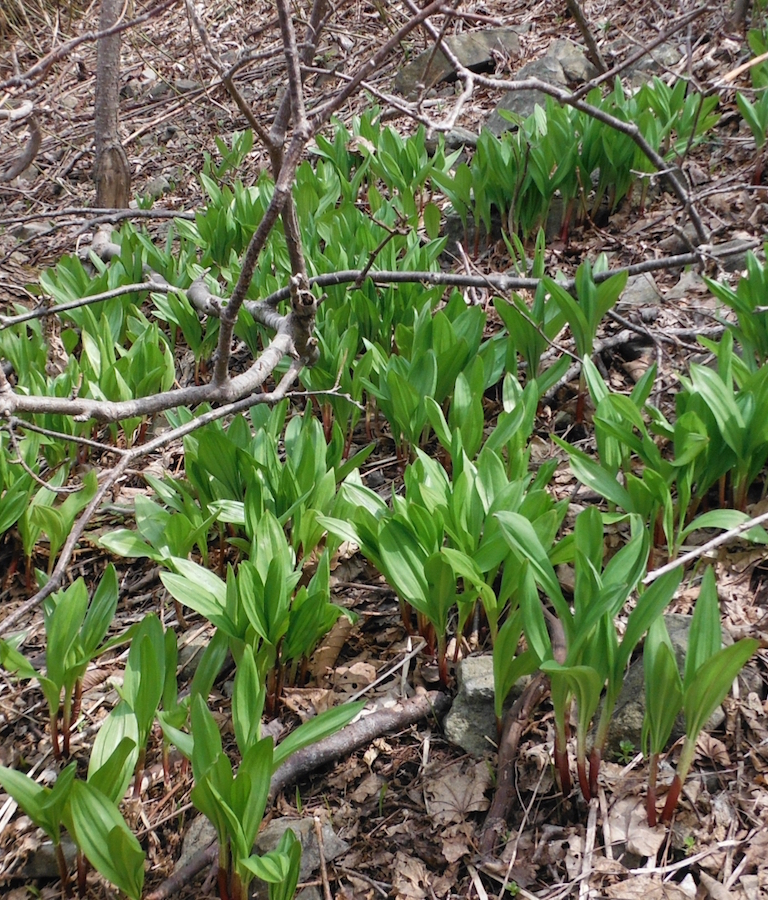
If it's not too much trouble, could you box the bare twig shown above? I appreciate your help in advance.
[644,506,768,586]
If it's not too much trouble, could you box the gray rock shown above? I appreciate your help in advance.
[176,815,348,892]
[486,57,569,135]
[19,836,77,879]
[144,175,171,199]
[174,78,200,94]
[394,28,522,98]
[255,818,348,883]
[710,238,762,272]
[547,40,598,84]
[622,41,684,89]
[618,273,662,309]
[176,814,216,870]
[10,221,51,242]
[149,81,171,101]
[444,655,527,757]
[424,126,478,155]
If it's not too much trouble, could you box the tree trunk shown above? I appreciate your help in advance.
[94,0,130,208]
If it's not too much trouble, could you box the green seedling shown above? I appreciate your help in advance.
[642,616,682,826]
[27,470,97,576]
[0,566,127,760]
[677,332,768,511]
[659,568,758,823]
[164,645,362,900]
[495,507,670,800]
[0,736,146,900]
[543,259,627,422]
[117,613,166,796]
[0,762,77,896]
[161,511,350,709]
[705,246,768,369]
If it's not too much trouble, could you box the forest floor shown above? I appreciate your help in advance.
[1,1,768,899]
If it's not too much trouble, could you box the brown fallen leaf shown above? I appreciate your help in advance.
[393,851,429,900]
[605,874,691,899]
[310,616,355,680]
[425,760,491,825]
[609,796,666,858]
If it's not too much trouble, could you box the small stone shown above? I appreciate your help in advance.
[19,837,77,879]
[710,238,762,272]
[149,81,171,100]
[176,815,216,870]
[547,40,598,84]
[618,273,662,309]
[485,57,569,135]
[144,175,171,199]
[10,222,51,242]
[255,818,348,882]
[394,28,522,99]
[174,78,200,94]
[444,655,527,758]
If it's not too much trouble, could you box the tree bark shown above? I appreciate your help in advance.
[94,0,130,208]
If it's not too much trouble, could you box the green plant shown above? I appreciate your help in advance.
[0,565,129,760]
[117,613,167,795]
[165,645,363,900]
[705,245,768,369]
[161,511,351,710]
[29,470,98,575]
[543,258,627,421]
[657,568,758,823]
[676,332,768,510]
[556,356,768,558]
[616,740,635,764]
[735,29,768,182]
[0,738,147,900]
[0,762,77,895]
[494,507,681,800]
[321,402,563,682]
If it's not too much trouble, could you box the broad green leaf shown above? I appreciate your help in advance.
[67,780,145,900]
[232,645,264,753]
[642,617,683,756]
[684,567,721,689]
[683,639,759,740]
[273,701,364,770]
[495,511,571,637]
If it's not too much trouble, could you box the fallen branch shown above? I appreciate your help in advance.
[144,690,451,900]
[479,672,549,857]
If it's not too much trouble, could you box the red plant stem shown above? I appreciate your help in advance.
[56,841,72,898]
[217,866,230,900]
[76,851,87,898]
[575,385,586,425]
[588,746,601,799]
[71,679,83,725]
[660,773,683,823]
[51,710,62,761]
[554,744,572,797]
[62,699,71,758]
[577,756,591,802]
[647,753,659,827]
